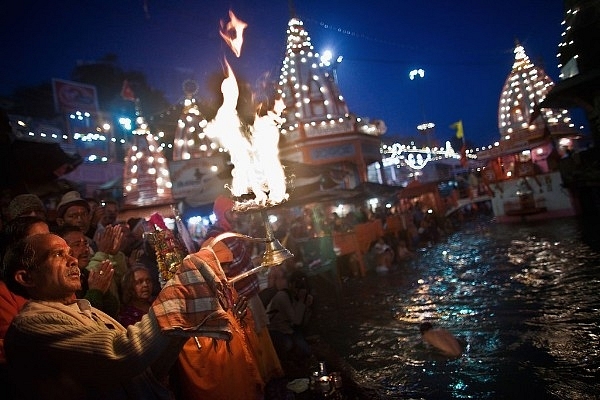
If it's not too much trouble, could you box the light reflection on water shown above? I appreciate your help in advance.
[312,216,600,399]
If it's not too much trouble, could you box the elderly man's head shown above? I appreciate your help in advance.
[3,233,81,302]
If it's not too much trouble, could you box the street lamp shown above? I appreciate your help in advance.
[409,68,429,136]
[409,68,425,80]
[409,68,426,114]
[321,49,343,84]
[417,122,435,131]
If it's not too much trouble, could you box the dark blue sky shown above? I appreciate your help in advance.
[1,0,569,147]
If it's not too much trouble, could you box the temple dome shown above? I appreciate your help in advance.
[498,42,576,140]
[276,17,384,184]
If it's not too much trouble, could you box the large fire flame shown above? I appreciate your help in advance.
[207,10,289,210]
[219,10,247,58]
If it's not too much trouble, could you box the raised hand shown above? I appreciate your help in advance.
[88,259,114,293]
[96,225,124,255]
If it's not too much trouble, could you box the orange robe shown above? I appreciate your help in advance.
[175,312,264,400]
[173,246,283,400]
[250,321,284,383]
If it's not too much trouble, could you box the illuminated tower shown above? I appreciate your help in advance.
[277,17,385,185]
[172,80,220,160]
[498,41,576,141]
[545,0,600,145]
[122,101,174,207]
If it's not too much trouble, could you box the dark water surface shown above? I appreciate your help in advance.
[310,216,600,400]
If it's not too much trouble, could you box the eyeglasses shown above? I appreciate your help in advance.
[68,239,89,248]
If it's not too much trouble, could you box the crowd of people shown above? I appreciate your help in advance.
[0,187,468,400]
[0,189,328,400]
[275,200,452,278]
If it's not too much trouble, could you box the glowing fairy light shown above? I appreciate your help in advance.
[173,80,217,160]
[122,100,174,207]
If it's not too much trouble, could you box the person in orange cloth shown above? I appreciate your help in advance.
[203,196,284,382]
[172,242,279,400]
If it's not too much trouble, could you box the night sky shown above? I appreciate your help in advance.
[1,0,570,147]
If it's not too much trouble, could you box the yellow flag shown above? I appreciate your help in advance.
[450,120,464,139]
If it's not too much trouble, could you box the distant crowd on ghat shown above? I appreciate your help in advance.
[0,187,476,400]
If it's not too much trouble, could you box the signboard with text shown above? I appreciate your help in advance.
[52,78,99,114]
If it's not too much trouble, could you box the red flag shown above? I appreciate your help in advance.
[121,80,135,101]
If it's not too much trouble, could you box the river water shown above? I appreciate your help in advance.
[309,216,600,400]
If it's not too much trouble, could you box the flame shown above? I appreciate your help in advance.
[219,10,247,58]
[204,59,254,198]
[208,11,289,209]
[273,97,286,116]
[251,99,288,204]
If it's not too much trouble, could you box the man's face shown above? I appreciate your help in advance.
[87,200,99,213]
[62,230,91,269]
[28,234,82,301]
[60,205,90,232]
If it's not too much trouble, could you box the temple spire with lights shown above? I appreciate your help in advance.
[276,17,385,184]
[498,41,576,140]
[172,80,220,161]
[122,99,174,207]
[278,18,350,129]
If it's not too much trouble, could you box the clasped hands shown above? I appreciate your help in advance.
[96,225,124,255]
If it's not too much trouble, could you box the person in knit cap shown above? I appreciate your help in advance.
[7,194,46,221]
